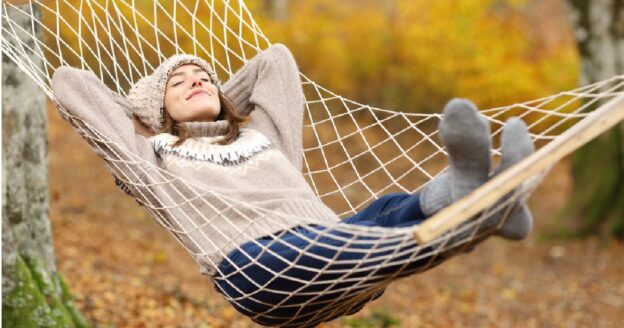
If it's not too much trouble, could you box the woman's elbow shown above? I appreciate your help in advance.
[267,43,293,57]
[51,66,81,88]
[51,66,92,99]
[264,44,301,86]
[266,43,298,67]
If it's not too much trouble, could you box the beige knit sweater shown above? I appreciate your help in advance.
[51,44,340,276]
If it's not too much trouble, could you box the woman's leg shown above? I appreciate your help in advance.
[212,104,486,325]
[213,220,435,327]
[213,102,535,327]
[342,192,427,228]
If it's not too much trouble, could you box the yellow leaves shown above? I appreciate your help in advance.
[501,287,518,300]
[459,289,478,303]
[43,0,579,118]
[507,0,531,8]
[149,250,169,264]
[252,0,578,114]
[220,306,236,321]
[491,262,508,276]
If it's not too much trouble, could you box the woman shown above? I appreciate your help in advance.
[52,43,534,327]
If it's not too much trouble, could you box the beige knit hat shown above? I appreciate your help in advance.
[127,54,222,133]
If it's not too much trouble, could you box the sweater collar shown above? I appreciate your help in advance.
[181,119,229,137]
[150,127,272,165]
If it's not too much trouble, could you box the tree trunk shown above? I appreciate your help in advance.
[2,4,86,327]
[565,0,624,239]
[263,0,289,21]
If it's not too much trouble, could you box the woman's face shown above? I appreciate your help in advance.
[164,64,221,122]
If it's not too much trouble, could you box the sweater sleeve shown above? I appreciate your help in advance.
[222,43,305,172]
[51,66,159,195]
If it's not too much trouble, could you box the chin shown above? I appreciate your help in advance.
[185,108,218,122]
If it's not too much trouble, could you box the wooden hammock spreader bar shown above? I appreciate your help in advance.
[413,94,624,244]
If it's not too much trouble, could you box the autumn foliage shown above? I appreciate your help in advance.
[249,0,579,113]
[42,0,579,114]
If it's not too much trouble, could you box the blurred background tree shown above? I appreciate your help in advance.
[250,0,579,113]
[263,0,288,21]
[46,0,579,113]
[564,0,624,240]
[2,4,86,327]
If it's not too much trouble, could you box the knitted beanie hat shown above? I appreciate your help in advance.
[127,54,222,133]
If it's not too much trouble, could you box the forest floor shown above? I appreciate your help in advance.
[47,104,624,328]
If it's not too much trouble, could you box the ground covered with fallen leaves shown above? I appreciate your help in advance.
[48,105,624,327]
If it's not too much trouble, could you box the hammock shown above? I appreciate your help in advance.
[3,1,624,327]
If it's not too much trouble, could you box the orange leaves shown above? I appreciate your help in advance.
[43,0,579,118]
[251,0,579,114]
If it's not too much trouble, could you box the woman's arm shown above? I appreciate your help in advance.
[222,44,305,172]
[51,66,159,195]
[51,66,157,160]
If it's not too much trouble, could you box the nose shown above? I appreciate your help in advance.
[191,77,203,87]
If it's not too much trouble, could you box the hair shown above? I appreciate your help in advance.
[158,91,250,147]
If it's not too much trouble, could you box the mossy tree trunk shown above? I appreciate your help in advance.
[2,3,87,327]
[565,0,624,239]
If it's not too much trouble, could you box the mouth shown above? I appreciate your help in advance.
[187,90,210,100]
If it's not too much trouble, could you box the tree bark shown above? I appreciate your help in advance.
[2,4,86,327]
[565,0,624,239]
[263,0,289,21]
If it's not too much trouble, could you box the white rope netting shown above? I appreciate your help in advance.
[3,1,624,327]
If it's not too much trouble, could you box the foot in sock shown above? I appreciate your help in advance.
[488,117,535,240]
[420,99,535,250]
[438,116,535,244]
[420,98,491,216]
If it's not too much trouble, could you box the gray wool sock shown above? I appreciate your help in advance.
[421,98,491,216]
[490,117,535,240]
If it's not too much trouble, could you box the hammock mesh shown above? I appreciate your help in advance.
[2,1,624,327]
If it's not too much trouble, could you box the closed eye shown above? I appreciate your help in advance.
[169,76,209,87]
